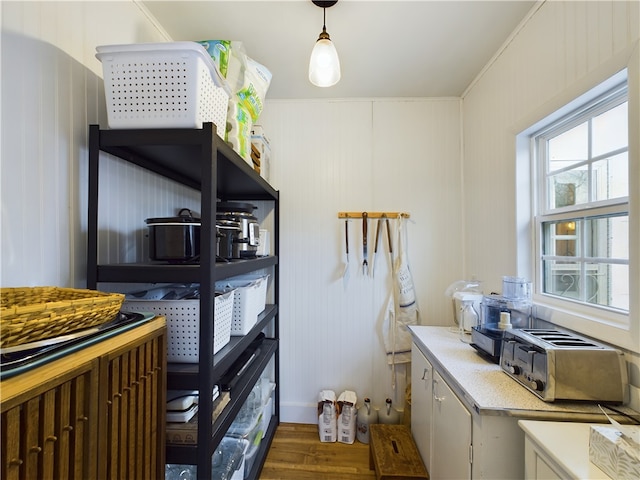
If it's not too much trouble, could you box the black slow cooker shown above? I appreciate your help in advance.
[145,208,201,263]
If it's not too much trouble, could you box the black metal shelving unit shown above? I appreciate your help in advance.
[87,123,280,480]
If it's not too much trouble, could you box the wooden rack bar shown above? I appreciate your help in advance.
[338,212,409,219]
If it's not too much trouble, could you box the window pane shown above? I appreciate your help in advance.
[543,259,581,300]
[592,102,628,156]
[542,220,579,256]
[585,263,629,310]
[548,122,588,171]
[592,152,628,201]
[548,169,588,208]
[585,214,629,259]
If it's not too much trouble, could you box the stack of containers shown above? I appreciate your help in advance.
[215,274,269,336]
[123,284,234,361]
[224,378,276,477]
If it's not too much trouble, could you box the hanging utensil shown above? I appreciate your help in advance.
[362,212,369,275]
[385,215,394,268]
[371,216,383,277]
[342,219,350,283]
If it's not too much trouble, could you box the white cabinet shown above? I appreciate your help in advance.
[432,370,472,479]
[412,346,472,479]
[519,421,610,480]
[411,348,433,472]
[411,340,525,479]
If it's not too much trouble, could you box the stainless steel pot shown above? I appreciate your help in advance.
[216,220,241,260]
[216,202,260,258]
[145,208,201,263]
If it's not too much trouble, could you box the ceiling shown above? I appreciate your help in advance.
[141,0,537,99]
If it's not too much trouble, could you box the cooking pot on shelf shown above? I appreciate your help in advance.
[216,219,241,260]
[216,202,260,258]
[145,208,201,263]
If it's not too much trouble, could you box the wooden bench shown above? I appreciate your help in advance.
[369,424,429,480]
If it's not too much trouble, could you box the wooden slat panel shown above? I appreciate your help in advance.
[142,340,154,480]
[119,351,131,477]
[108,356,121,480]
[40,389,56,480]
[128,349,137,473]
[24,397,40,479]
[57,380,71,480]
[2,407,23,480]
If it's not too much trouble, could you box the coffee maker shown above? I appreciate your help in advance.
[471,277,532,362]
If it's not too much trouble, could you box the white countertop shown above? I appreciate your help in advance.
[518,420,611,479]
[410,326,637,421]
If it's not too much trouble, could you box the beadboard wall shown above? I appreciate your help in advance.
[257,98,463,421]
[1,1,172,286]
[461,0,640,409]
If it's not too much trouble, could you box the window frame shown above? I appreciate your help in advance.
[514,55,639,353]
[533,85,629,318]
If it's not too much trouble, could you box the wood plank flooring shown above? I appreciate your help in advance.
[260,423,377,480]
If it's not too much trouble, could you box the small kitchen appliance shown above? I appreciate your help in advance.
[216,202,260,258]
[471,276,533,362]
[145,209,200,263]
[500,328,628,403]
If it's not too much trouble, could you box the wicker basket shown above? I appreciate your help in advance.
[0,287,125,348]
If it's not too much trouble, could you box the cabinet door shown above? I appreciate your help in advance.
[411,346,433,473]
[1,364,98,480]
[432,371,472,480]
[98,325,166,480]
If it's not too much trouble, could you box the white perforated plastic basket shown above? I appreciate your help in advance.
[96,42,229,133]
[124,289,234,362]
[215,275,269,336]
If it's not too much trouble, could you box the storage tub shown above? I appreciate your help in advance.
[124,287,234,362]
[215,275,269,335]
[96,42,229,133]
[213,437,248,480]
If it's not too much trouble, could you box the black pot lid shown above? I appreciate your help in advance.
[146,208,200,224]
[216,201,256,213]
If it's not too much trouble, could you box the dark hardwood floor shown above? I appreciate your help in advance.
[260,423,377,480]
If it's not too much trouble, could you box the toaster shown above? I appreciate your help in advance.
[500,328,628,403]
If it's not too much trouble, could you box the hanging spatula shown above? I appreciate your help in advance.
[342,219,350,283]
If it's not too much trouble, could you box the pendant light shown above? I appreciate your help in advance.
[308,0,341,87]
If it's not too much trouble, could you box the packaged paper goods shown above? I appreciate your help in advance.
[251,125,271,182]
[589,424,640,480]
[337,390,358,444]
[226,99,253,163]
[198,40,272,161]
[318,390,338,443]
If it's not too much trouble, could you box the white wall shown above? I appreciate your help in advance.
[462,0,640,409]
[0,0,185,287]
[259,98,462,421]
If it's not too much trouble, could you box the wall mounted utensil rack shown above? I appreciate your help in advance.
[337,212,410,219]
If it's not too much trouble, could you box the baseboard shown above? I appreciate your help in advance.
[280,402,318,424]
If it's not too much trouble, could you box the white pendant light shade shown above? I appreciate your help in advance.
[309,1,341,87]
[309,36,341,87]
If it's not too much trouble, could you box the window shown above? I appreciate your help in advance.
[535,86,629,316]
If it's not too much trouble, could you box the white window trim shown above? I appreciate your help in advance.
[513,41,640,354]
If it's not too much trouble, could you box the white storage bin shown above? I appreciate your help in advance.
[124,289,234,362]
[215,275,269,335]
[212,437,248,480]
[96,42,229,133]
